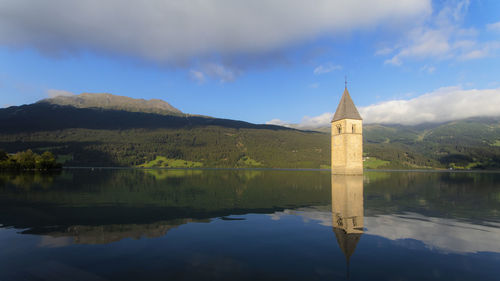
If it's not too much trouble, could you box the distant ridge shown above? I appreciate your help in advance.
[39,93,183,115]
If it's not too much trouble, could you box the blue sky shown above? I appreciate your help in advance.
[1,0,499,126]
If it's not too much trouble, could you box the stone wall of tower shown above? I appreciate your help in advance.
[331,119,363,174]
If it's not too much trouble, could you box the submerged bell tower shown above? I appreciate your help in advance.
[331,85,363,174]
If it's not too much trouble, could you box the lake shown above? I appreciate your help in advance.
[1,169,499,280]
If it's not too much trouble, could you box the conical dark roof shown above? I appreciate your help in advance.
[332,88,362,122]
[332,227,362,261]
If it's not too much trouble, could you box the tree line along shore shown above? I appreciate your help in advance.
[0,149,61,171]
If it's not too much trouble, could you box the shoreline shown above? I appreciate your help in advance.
[56,166,500,173]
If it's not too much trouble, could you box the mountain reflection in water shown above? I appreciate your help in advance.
[0,169,499,281]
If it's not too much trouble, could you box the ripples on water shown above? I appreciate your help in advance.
[0,169,499,280]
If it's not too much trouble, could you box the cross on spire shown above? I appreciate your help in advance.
[345,76,347,88]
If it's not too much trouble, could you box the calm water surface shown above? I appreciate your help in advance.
[0,169,499,280]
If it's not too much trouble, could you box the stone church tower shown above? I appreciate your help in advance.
[331,87,363,174]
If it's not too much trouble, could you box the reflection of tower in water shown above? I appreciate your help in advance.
[331,174,364,278]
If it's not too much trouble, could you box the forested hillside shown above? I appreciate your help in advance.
[363,118,500,169]
[0,99,329,168]
[1,94,500,169]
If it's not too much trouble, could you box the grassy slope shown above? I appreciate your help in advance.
[364,157,390,169]
[137,156,203,168]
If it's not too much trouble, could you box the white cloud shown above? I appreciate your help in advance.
[202,63,239,83]
[46,89,74,98]
[382,0,500,65]
[266,113,334,129]
[360,86,500,125]
[190,63,240,83]
[384,27,454,65]
[458,41,500,60]
[267,86,500,127]
[313,63,342,75]
[375,47,395,56]
[0,0,431,64]
[420,64,436,73]
[309,83,319,89]
[266,119,293,127]
[487,21,500,32]
[189,70,206,84]
[296,113,335,128]
[384,56,402,66]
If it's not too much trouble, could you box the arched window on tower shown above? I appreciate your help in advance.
[337,125,342,134]
[352,124,356,133]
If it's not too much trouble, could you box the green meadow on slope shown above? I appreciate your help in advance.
[137,156,203,168]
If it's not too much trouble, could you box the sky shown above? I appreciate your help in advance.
[1,0,500,127]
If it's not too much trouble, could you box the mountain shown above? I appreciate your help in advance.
[363,118,500,169]
[39,93,182,115]
[1,93,499,169]
[0,94,329,168]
